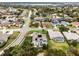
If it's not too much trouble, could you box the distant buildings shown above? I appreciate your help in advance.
[0,6,24,29]
[52,19,60,26]
[64,14,73,21]
[51,18,63,22]
[48,29,64,42]
[51,14,73,22]
[52,20,70,26]
[51,14,60,19]
[71,22,79,27]
[0,18,23,28]
[32,32,47,47]
[8,7,17,12]
[61,21,70,26]
[34,17,48,21]
[34,17,44,21]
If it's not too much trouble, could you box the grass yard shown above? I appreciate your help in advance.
[42,22,53,28]
[28,30,48,34]
[76,44,79,51]
[30,21,39,28]
[48,40,69,52]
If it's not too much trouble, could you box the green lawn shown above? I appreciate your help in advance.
[30,21,39,28]
[76,44,79,51]
[48,40,69,52]
[28,30,48,34]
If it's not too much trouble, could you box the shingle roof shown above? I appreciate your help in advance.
[48,29,64,39]
[63,32,79,40]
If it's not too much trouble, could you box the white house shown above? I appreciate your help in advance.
[48,29,64,42]
[32,32,47,47]
[63,32,79,42]
[0,33,10,44]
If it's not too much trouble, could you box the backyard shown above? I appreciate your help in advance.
[48,40,69,51]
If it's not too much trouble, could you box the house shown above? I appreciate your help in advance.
[0,33,10,44]
[51,15,73,22]
[51,18,63,21]
[63,14,73,21]
[71,22,79,27]
[52,19,60,26]
[61,21,70,26]
[51,14,60,18]
[8,7,17,12]
[34,17,48,21]
[52,20,70,26]
[51,18,64,26]
[48,29,64,42]
[0,18,23,28]
[34,17,44,21]
[63,32,79,42]
[32,32,47,47]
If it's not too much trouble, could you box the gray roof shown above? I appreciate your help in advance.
[63,32,79,40]
[0,33,10,43]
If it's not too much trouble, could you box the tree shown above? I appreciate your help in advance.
[36,12,40,16]
[3,47,14,56]
[42,44,48,49]
[42,13,47,17]
[30,15,35,20]
[77,17,79,22]
[58,25,69,32]
[46,48,66,56]
[10,46,24,56]
[71,40,77,47]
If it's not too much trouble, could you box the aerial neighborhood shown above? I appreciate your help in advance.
[0,2,79,56]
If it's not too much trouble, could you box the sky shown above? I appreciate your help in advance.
[0,0,79,2]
